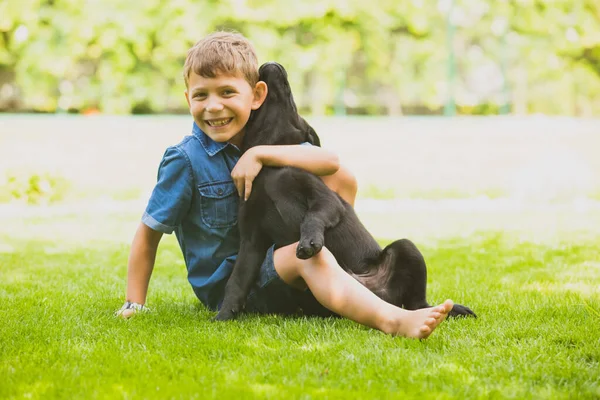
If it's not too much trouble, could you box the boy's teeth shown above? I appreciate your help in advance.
[208,118,231,127]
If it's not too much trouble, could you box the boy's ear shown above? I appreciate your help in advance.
[251,81,268,110]
[184,90,191,108]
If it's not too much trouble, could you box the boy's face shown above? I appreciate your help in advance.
[185,71,267,147]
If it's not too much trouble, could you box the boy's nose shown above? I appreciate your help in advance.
[205,97,224,113]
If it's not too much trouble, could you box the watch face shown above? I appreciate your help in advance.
[116,302,148,317]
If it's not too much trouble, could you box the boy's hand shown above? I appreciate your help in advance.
[231,147,263,201]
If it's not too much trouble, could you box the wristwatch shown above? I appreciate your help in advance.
[116,301,149,316]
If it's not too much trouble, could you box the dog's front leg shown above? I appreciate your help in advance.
[215,234,270,321]
[295,173,346,260]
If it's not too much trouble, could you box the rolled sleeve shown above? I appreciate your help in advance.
[144,147,194,234]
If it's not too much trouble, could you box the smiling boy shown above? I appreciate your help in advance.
[117,31,453,339]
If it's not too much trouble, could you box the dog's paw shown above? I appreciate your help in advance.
[296,237,323,259]
[214,308,238,321]
[448,303,477,318]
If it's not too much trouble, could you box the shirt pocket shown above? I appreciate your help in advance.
[198,181,238,229]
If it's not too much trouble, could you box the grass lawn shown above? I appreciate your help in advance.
[1,211,599,399]
[2,115,599,398]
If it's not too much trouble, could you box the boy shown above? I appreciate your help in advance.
[117,31,453,339]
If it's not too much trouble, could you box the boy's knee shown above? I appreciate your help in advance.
[274,244,337,289]
[322,165,358,205]
[340,168,358,199]
[299,247,336,274]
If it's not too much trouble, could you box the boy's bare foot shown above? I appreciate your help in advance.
[383,299,454,339]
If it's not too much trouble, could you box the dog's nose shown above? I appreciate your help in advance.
[259,62,287,78]
[260,61,281,70]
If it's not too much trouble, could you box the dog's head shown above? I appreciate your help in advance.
[258,62,296,114]
[243,62,320,151]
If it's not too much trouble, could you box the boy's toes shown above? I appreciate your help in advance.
[439,299,454,314]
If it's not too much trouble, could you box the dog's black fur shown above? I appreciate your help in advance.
[215,62,475,321]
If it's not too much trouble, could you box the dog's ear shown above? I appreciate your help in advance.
[296,115,321,147]
[306,124,321,147]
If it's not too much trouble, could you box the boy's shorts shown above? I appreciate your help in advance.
[244,245,337,317]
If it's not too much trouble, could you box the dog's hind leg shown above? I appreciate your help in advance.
[387,239,477,318]
[376,239,429,310]
[387,239,431,310]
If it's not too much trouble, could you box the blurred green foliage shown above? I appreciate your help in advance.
[2,172,70,204]
[0,0,599,115]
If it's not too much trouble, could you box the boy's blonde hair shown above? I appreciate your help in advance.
[183,31,259,88]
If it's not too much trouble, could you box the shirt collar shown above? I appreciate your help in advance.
[192,122,237,157]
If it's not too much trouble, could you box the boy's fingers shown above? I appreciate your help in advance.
[244,180,252,201]
[234,178,244,198]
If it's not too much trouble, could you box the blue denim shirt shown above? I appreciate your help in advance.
[142,122,241,310]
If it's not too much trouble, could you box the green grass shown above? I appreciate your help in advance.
[1,216,599,400]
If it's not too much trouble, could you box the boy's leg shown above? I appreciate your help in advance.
[276,164,452,338]
[273,245,453,338]
[320,164,358,206]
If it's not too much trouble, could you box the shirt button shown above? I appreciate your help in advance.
[217,188,224,195]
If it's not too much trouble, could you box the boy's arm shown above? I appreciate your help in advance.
[117,222,163,318]
[253,145,340,175]
[116,146,191,318]
[231,144,340,200]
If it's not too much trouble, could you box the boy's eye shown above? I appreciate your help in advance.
[193,93,207,99]
[222,89,235,96]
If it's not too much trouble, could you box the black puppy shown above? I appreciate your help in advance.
[215,62,475,321]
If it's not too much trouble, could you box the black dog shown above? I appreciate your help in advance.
[215,62,475,321]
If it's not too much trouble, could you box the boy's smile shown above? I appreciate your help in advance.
[185,71,267,148]
[205,117,233,127]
